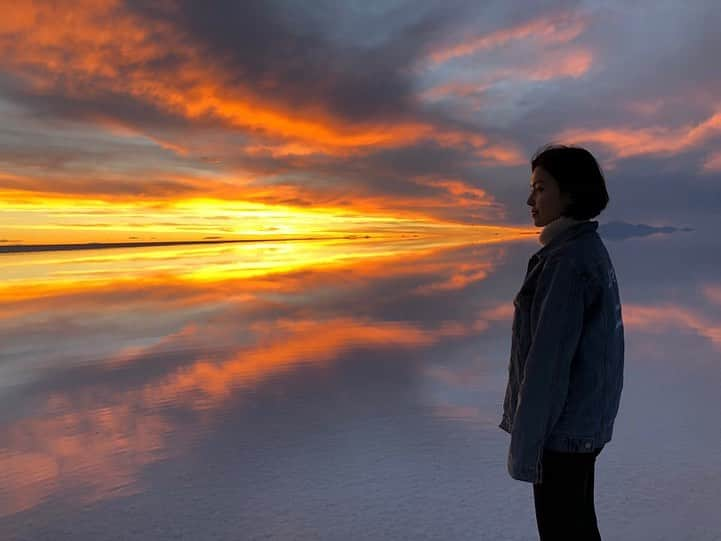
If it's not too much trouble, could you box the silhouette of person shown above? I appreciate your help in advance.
[499,144,624,540]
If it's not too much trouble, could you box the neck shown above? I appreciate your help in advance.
[539,215,588,245]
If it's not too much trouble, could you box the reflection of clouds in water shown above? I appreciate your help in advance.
[419,304,512,428]
[0,395,172,517]
[3,234,721,534]
[422,363,483,422]
[0,239,515,517]
[624,303,721,352]
[0,311,488,517]
[411,260,495,294]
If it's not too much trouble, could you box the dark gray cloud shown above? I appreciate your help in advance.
[0,73,196,131]
[0,174,207,198]
[598,221,695,241]
[124,0,470,123]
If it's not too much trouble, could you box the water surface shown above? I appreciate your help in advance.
[1,230,720,540]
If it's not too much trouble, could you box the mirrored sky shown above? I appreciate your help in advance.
[2,2,721,538]
[1,227,720,539]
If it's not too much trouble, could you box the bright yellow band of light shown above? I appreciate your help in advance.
[0,192,530,246]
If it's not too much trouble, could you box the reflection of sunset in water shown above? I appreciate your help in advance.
[0,227,525,293]
[0,235,518,517]
[2,230,721,538]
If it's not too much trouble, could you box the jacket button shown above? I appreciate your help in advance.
[584,442,592,449]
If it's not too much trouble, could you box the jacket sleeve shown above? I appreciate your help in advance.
[507,255,585,483]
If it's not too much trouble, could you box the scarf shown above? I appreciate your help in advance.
[538,215,589,245]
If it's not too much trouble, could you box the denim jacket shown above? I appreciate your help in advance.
[499,220,624,484]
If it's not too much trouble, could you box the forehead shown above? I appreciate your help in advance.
[530,166,552,185]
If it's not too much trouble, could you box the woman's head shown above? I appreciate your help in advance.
[527,143,609,226]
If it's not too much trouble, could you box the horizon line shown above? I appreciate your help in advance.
[0,235,377,255]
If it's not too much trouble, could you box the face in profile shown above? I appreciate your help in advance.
[527,166,571,227]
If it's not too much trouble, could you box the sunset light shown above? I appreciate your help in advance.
[1,2,719,538]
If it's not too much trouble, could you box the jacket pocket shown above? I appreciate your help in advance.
[545,432,598,453]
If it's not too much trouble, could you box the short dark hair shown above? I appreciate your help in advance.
[531,143,609,220]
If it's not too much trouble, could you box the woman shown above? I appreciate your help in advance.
[499,144,625,540]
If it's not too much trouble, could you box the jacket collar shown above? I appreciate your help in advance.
[530,219,598,262]
[539,215,588,245]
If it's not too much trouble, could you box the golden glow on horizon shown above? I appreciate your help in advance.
[0,187,529,245]
[0,230,530,307]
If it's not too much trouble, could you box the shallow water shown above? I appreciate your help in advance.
[1,230,720,540]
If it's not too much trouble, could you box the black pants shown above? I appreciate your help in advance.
[532,446,604,541]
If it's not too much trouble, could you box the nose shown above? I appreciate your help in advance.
[527,193,534,207]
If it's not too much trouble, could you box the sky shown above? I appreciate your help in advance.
[1,0,720,244]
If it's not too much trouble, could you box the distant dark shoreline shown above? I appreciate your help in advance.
[0,235,371,254]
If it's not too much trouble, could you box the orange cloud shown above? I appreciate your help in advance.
[479,144,527,167]
[422,82,493,101]
[420,47,592,118]
[519,49,592,80]
[557,109,721,159]
[428,11,588,64]
[478,303,515,322]
[244,142,321,158]
[702,150,721,172]
[410,177,507,215]
[414,177,493,202]
[2,2,410,152]
[0,0,517,164]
